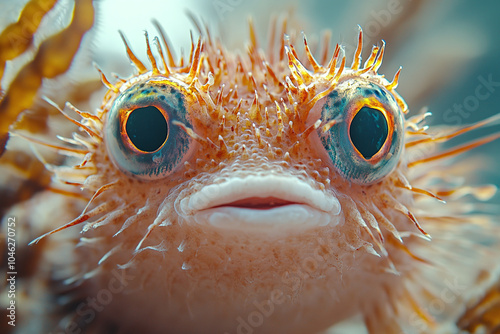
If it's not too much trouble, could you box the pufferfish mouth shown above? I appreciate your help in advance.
[179,175,342,234]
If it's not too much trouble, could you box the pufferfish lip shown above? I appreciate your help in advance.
[179,175,342,234]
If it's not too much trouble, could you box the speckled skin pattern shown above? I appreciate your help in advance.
[3,15,500,334]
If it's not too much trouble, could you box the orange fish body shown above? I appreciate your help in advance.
[1,2,500,334]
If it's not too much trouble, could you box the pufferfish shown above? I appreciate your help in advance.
[1,2,500,334]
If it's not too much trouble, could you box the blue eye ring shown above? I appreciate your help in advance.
[318,80,404,184]
[105,79,194,181]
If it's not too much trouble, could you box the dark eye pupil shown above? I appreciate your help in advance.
[126,106,168,152]
[349,107,388,159]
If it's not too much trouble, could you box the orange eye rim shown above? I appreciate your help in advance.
[346,98,395,165]
[119,104,170,154]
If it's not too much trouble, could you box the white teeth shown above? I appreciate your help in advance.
[182,175,340,214]
[179,175,342,234]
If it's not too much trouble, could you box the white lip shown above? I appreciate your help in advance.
[179,175,342,233]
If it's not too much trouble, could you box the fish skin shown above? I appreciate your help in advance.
[0,3,499,334]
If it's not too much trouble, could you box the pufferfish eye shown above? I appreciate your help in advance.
[349,106,388,160]
[105,80,193,180]
[318,79,404,184]
[125,106,168,152]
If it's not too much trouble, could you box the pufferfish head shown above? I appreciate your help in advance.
[32,20,499,334]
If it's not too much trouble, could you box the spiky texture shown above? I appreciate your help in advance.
[14,17,500,334]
